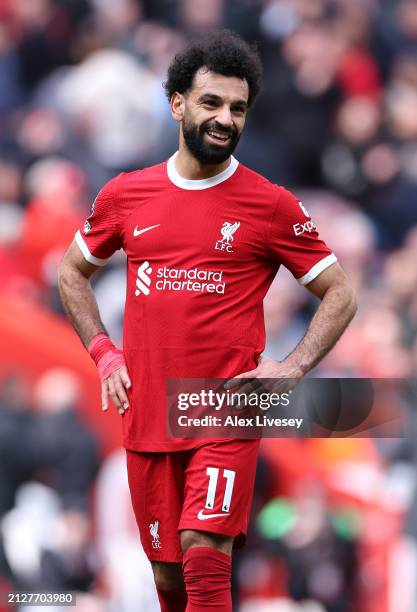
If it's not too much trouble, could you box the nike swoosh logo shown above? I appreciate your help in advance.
[133,224,160,237]
[197,509,228,520]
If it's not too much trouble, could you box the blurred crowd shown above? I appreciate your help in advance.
[1,0,417,610]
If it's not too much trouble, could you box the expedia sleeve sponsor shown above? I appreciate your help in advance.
[293,218,316,236]
[267,187,336,283]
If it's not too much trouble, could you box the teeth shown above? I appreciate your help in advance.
[207,130,229,141]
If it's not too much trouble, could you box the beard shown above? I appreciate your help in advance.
[182,114,241,165]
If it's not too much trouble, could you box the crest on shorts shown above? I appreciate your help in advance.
[149,520,161,549]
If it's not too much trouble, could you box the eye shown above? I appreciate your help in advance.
[203,101,217,109]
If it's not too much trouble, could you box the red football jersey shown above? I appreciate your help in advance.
[75,153,337,451]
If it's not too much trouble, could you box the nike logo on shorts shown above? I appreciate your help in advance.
[197,509,228,520]
[133,224,160,237]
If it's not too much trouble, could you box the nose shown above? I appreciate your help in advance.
[215,106,233,129]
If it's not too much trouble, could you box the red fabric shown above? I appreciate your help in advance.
[77,160,334,451]
[18,196,82,283]
[126,439,259,562]
[183,547,232,611]
[0,296,122,454]
[87,333,126,381]
[337,48,381,99]
[157,585,188,612]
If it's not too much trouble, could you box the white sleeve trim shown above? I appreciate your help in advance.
[297,253,338,285]
[75,230,111,266]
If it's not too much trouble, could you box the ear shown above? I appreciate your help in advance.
[170,92,185,123]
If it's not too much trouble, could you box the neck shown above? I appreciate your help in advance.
[175,137,231,180]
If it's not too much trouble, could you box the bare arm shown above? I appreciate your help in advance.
[227,262,357,388]
[283,262,357,376]
[58,239,106,347]
[58,239,131,413]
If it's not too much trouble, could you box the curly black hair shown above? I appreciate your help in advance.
[164,29,262,107]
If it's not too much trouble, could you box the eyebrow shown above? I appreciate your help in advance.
[197,93,248,109]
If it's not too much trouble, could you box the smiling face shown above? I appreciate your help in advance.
[171,68,249,165]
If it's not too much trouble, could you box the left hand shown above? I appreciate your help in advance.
[224,355,303,397]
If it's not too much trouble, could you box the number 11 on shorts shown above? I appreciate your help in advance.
[205,467,236,512]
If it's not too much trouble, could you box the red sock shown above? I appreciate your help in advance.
[183,546,232,611]
[156,584,188,612]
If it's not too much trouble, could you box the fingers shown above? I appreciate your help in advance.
[235,378,262,397]
[101,380,109,412]
[103,370,131,415]
[114,374,130,413]
[119,366,131,389]
[224,368,259,390]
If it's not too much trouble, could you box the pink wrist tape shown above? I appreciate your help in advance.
[87,333,126,381]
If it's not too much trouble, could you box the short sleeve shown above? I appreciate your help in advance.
[267,187,337,285]
[75,175,123,266]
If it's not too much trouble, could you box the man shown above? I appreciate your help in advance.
[58,30,357,612]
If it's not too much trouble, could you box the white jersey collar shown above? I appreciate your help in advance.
[167,151,239,190]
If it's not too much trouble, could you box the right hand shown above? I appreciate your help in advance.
[88,333,131,415]
[101,363,131,415]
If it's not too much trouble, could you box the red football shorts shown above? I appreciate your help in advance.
[126,439,260,562]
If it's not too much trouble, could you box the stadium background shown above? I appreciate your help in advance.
[1,0,417,610]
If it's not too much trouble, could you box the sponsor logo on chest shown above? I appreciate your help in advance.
[135,262,226,297]
[132,220,242,298]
